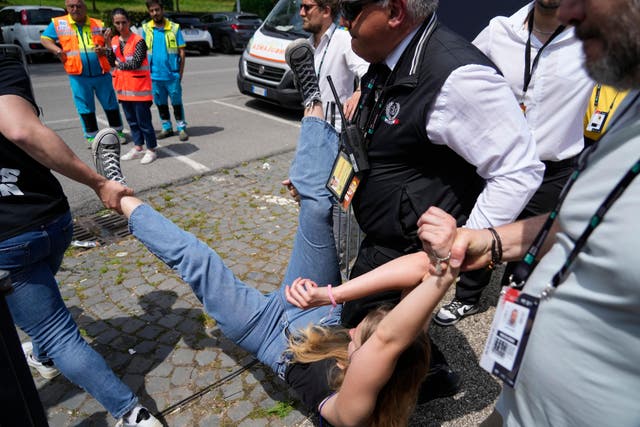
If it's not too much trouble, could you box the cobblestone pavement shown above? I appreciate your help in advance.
[19,151,502,427]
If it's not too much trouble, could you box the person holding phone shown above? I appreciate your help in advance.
[40,0,125,146]
[104,8,159,165]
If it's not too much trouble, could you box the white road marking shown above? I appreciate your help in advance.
[46,97,298,174]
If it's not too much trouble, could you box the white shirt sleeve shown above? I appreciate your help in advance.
[426,64,545,229]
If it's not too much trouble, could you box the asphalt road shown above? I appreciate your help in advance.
[28,52,303,215]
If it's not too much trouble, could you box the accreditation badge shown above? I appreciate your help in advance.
[327,150,360,210]
[586,110,609,133]
[479,287,539,387]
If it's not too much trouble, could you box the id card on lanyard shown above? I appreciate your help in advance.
[480,287,539,387]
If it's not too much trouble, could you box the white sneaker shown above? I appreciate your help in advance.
[140,150,157,165]
[433,299,480,326]
[115,406,162,427]
[121,148,145,161]
[21,342,60,380]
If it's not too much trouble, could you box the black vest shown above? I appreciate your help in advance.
[352,20,498,252]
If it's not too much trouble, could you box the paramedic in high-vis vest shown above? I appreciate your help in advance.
[105,8,159,165]
[142,0,189,142]
[41,0,124,146]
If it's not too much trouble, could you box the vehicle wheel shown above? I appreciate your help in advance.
[221,35,234,54]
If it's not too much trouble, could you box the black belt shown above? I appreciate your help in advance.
[543,153,579,173]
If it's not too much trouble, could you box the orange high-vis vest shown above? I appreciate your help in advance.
[111,34,153,102]
[52,15,110,75]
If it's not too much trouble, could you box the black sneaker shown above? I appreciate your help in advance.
[92,128,127,185]
[285,38,321,108]
[434,299,479,326]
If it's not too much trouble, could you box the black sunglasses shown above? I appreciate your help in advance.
[340,0,379,22]
[300,3,319,13]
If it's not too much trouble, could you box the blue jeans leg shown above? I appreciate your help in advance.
[129,204,286,366]
[121,101,144,147]
[0,212,137,419]
[136,101,157,150]
[129,204,341,374]
[282,117,341,287]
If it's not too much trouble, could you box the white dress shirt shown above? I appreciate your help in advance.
[473,2,594,161]
[313,23,369,131]
[384,25,544,229]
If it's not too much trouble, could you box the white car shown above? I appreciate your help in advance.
[164,13,213,56]
[0,5,66,57]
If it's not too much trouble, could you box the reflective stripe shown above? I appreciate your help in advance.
[66,51,80,57]
[116,89,153,97]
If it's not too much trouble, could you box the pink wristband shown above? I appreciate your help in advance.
[327,284,337,307]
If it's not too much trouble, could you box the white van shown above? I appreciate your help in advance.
[236,0,307,109]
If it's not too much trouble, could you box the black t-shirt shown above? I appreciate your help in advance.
[0,55,69,242]
[285,358,336,414]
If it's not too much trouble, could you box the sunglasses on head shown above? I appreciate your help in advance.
[300,3,319,13]
[340,0,379,22]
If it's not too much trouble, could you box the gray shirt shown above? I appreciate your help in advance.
[497,91,640,426]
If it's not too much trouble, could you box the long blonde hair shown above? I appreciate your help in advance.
[288,306,431,427]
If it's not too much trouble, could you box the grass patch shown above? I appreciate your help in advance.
[249,401,295,419]
[197,312,217,328]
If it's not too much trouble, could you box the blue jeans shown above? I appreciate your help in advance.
[128,116,342,377]
[282,117,341,288]
[152,79,186,130]
[0,212,137,419]
[129,204,341,379]
[121,101,158,150]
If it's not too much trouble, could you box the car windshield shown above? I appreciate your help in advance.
[28,9,65,25]
[262,0,307,37]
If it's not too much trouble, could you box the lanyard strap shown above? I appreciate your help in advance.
[593,84,621,112]
[550,157,640,287]
[509,91,640,288]
[316,26,337,79]
[522,10,565,96]
[356,16,437,145]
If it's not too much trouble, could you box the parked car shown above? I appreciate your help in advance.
[0,6,66,58]
[200,12,261,54]
[164,13,213,55]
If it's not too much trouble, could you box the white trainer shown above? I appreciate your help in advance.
[140,150,157,165]
[21,341,60,380]
[121,148,145,161]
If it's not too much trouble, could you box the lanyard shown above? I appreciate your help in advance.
[593,84,621,112]
[356,16,437,145]
[510,94,640,292]
[316,26,337,79]
[522,10,565,103]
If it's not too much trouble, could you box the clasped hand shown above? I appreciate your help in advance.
[285,277,330,309]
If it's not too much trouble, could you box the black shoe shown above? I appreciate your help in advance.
[285,39,321,108]
[417,365,462,404]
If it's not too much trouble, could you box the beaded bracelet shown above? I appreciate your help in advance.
[487,227,503,270]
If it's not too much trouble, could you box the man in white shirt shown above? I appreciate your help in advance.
[435,0,595,326]
[299,0,368,131]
